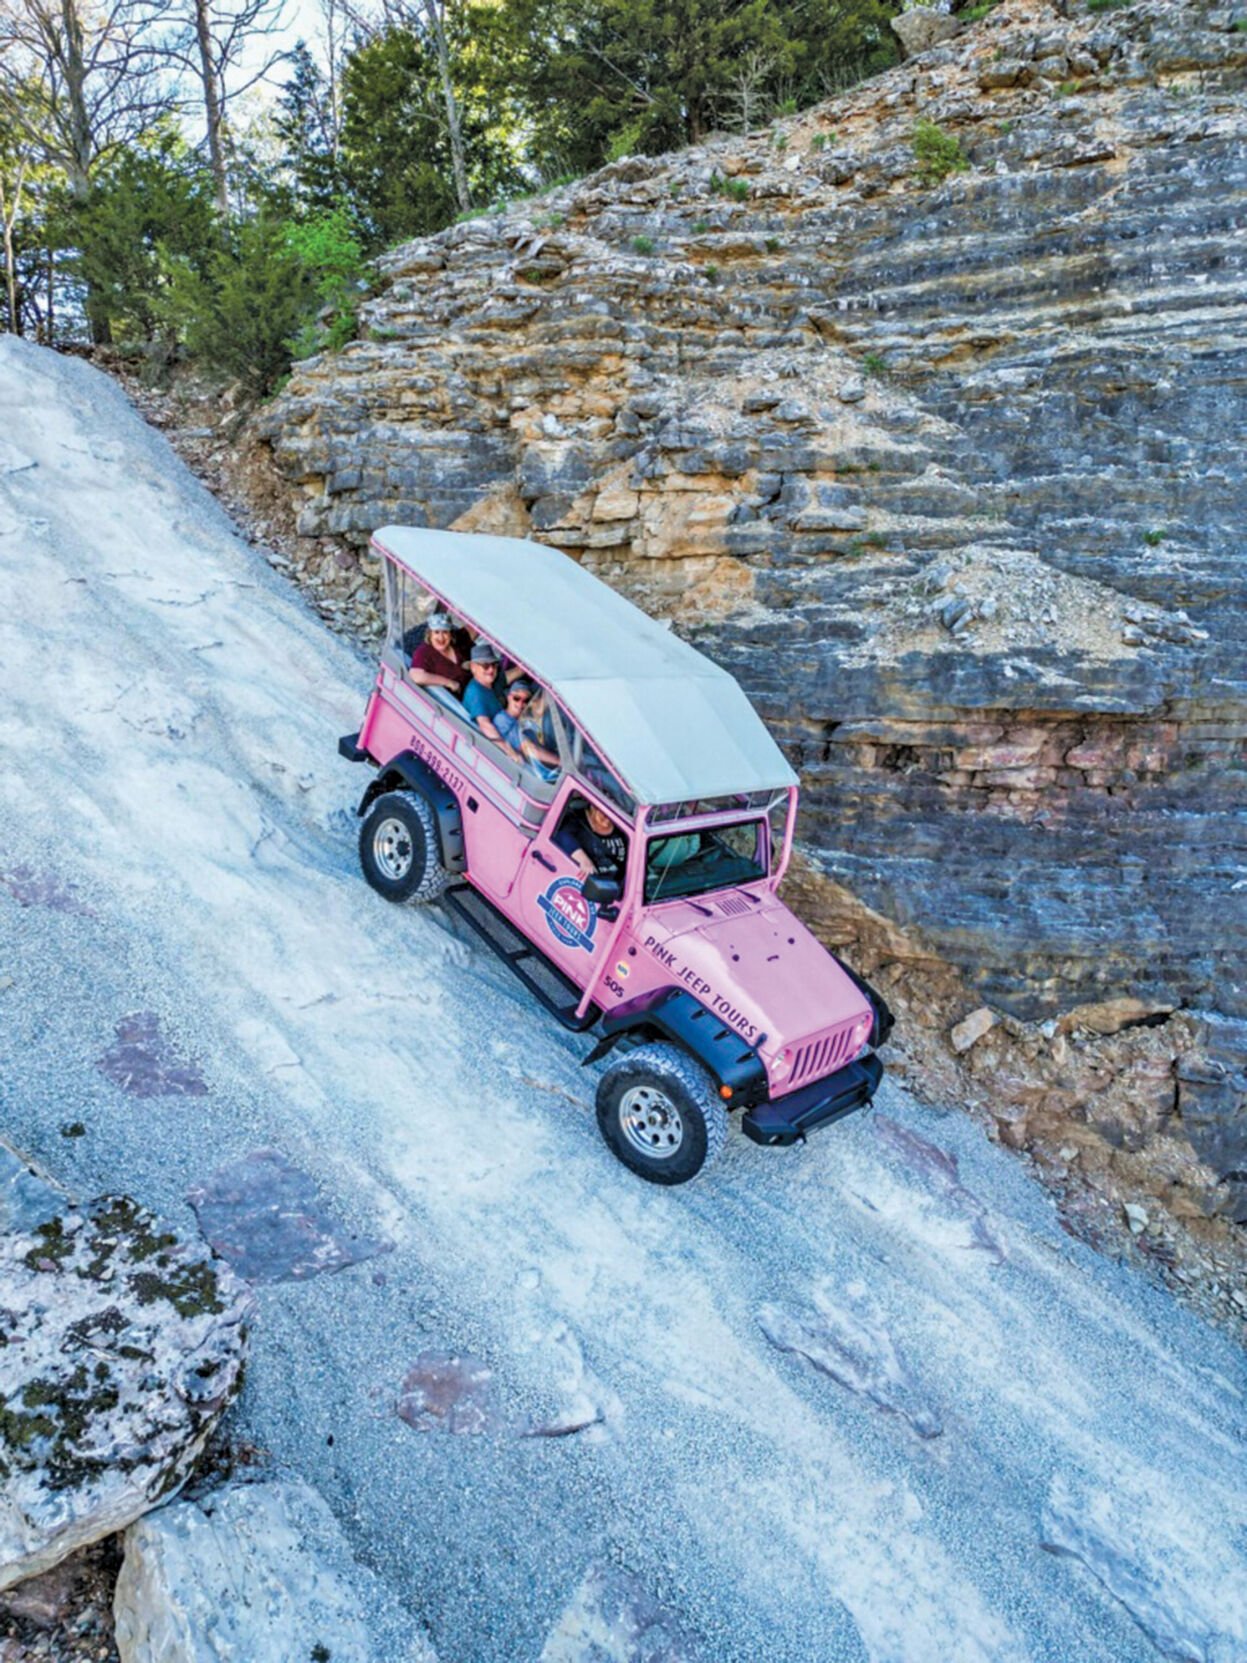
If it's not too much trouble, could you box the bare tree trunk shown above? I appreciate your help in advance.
[0,163,27,333]
[323,0,342,158]
[60,0,92,195]
[420,0,469,212]
[193,0,229,214]
[59,0,113,341]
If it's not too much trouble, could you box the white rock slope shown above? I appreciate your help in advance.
[1,337,1245,1663]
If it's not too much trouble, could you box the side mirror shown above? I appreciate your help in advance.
[581,873,622,906]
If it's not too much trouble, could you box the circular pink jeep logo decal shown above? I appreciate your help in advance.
[538,877,598,952]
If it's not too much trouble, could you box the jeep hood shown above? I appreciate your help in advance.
[638,893,872,1056]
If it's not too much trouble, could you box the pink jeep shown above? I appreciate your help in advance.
[339,527,892,1184]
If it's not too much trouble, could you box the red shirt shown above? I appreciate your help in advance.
[411,640,468,693]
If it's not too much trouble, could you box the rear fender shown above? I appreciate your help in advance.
[358,753,466,874]
[584,987,766,1104]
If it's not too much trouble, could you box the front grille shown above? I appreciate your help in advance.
[789,1022,858,1087]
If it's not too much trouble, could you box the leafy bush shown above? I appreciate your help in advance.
[710,172,750,201]
[606,118,645,161]
[160,208,365,398]
[630,234,655,254]
[284,208,367,355]
[1143,528,1167,547]
[862,351,888,377]
[911,120,970,185]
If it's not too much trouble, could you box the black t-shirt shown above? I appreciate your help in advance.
[555,811,628,877]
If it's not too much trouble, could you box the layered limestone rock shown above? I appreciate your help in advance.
[255,0,1246,1217]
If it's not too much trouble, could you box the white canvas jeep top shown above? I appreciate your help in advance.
[374,525,798,808]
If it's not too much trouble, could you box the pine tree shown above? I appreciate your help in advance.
[273,42,344,218]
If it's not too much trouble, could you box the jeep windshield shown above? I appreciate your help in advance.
[644,820,768,904]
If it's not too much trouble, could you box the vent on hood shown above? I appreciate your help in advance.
[715,895,752,917]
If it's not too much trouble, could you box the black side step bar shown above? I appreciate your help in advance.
[442,883,601,1033]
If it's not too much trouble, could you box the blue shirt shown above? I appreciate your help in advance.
[463,679,503,725]
[495,708,525,748]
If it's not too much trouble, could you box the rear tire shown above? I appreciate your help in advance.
[595,1042,729,1186]
[359,789,448,903]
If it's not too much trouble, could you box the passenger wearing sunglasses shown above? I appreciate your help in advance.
[496,680,562,779]
[491,678,535,763]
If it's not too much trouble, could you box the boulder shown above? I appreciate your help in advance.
[892,8,961,57]
[1056,997,1174,1037]
[950,1007,997,1053]
[113,1479,433,1663]
[0,1145,253,1590]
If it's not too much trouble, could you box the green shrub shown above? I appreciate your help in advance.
[710,172,750,202]
[692,218,710,234]
[1143,528,1167,547]
[810,133,828,152]
[160,207,365,396]
[1086,0,1129,11]
[777,97,798,116]
[161,214,314,396]
[764,236,781,252]
[911,120,970,185]
[774,133,789,152]
[704,262,720,283]
[606,118,645,162]
[631,234,655,254]
[862,351,888,377]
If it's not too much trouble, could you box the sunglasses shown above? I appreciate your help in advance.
[508,693,531,705]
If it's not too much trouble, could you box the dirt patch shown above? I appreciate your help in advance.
[0,1537,122,1663]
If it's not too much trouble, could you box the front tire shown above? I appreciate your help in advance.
[595,1042,729,1186]
[359,789,448,903]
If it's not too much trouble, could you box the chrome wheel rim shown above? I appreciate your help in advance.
[373,815,414,882]
[618,1084,684,1160]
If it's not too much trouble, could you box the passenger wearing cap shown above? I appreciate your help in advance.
[462,639,515,749]
[491,678,559,776]
[408,612,467,697]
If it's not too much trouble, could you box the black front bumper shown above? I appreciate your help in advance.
[338,730,367,763]
[740,1053,883,1147]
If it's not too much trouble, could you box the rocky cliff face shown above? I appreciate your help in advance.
[256,0,1247,1220]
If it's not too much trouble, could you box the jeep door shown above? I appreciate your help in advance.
[514,779,624,991]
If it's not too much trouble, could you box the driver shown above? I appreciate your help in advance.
[554,801,628,882]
